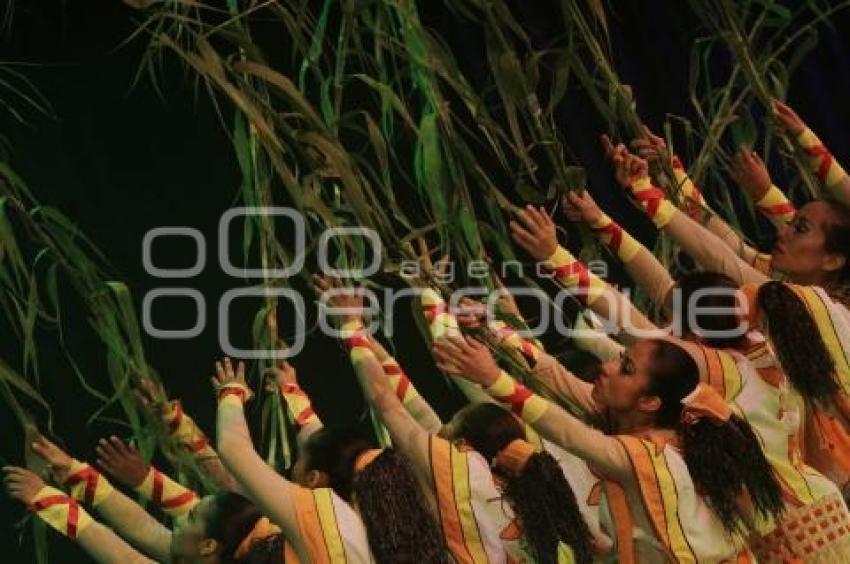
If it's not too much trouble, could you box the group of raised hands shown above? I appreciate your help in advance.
[3,96,809,514]
[4,435,154,506]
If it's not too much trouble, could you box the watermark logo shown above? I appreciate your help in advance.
[142,207,752,358]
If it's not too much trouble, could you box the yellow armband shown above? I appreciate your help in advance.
[29,486,93,539]
[543,246,606,306]
[485,371,548,423]
[134,466,199,518]
[63,460,114,508]
[798,128,849,189]
[590,213,641,263]
[755,184,796,226]
[628,176,677,228]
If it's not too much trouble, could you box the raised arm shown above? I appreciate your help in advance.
[362,330,444,434]
[136,377,237,492]
[431,336,631,481]
[617,152,771,286]
[31,436,172,562]
[509,203,660,341]
[774,99,850,207]
[95,436,199,519]
[213,358,313,561]
[564,189,675,312]
[266,361,324,446]
[3,466,157,564]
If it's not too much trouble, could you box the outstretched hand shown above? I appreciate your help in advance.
[613,152,649,189]
[562,190,604,225]
[30,435,74,484]
[728,148,772,200]
[771,99,806,136]
[431,335,501,386]
[96,436,149,488]
[629,125,669,164]
[600,134,629,163]
[313,274,366,324]
[264,361,298,393]
[509,205,558,262]
[212,357,253,401]
[3,466,45,505]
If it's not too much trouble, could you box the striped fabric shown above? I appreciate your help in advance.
[429,436,507,564]
[290,486,372,563]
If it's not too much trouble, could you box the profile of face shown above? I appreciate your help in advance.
[171,495,220,562]
[593,339,661,416]
[772,201,847,283]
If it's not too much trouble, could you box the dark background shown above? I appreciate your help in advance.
[1,1,850,561]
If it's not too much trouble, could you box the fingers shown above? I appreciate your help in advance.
[236,360,246,382]
[431,343,463,375]
[2,466,29,482]
[109,436,131,456]
[215,360,226,382]
[508,220,536,250]
[600,134,616,159]
[312,274,332,293]
[95,437,118,461]
[432,339,466,368]
[464,335,484,350]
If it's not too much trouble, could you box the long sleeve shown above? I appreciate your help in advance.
[482,371,631,481]
[133,465,199,518]
[77,521,158,564]
[542,244,660,341]
[215,388,313,562]
[797,128,850,207]
[571,312,625,362]
[63,460,172,562]
[590,211,675,312]
[94,489,173,562]
[364,335,444,434]
[420,288,501,407]
[753,184,796,228]
[627,173,772,286]
[673,157,777,265]
[342,321,433,474]
[525,352,602,420]
[29,484,157,564]
[279,380,324,446]
[664,208,771,285]
[161,399,237,492]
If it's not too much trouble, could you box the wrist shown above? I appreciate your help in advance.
[64,459,115,507]
[217,382,250,405]
[746,181,772,201]
[543,245,573,269]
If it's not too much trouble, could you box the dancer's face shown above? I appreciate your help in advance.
[593,340,656,414]
[773,201,845,283]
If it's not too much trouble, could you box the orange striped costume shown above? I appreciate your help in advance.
[482,370,750,563]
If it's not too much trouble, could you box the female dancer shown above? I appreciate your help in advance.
[555,186,850,561]
[605,146,850,492]
[213,356,449,564]
[432,330,782,563]
[3,437,285,563]
[314,275,595,563]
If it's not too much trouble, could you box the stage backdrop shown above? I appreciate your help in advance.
[1,1,849,561]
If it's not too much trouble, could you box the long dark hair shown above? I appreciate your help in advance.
[205,492,284,564]
[757,281,840,403]
[822,199,850,306]
[453,403,594,564]
[644,339,784,534]
[302,427,449,564]
[676,271,747,349]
